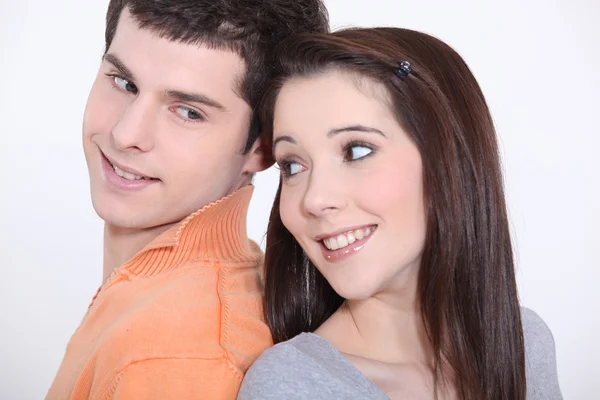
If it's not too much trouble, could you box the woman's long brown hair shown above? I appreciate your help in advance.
[260,28,526,399]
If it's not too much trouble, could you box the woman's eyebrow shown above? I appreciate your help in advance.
[272,135,297,151]
[328,124,386,138]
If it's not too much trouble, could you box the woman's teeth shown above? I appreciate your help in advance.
[323,226,375,251]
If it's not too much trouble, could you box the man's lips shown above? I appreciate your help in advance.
[101,151,158,181]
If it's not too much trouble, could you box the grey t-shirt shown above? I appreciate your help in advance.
[237,308,562,399]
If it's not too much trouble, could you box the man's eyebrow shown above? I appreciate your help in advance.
[103,53,135,81]
[103,54,225,111]
[328,124,386,137]
[165,90,226,111]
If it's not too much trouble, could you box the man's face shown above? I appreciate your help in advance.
[83,10,265,230]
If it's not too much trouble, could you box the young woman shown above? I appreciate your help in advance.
[238,28,562,399]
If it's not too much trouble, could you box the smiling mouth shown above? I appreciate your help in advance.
[110,163,154,181]
[321,225,377,251]
[101,151,158,181]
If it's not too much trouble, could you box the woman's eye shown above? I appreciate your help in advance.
[113,76,138,94]
[174,106,203,121]
[287,162,304,176]
[345,145,373,161]
[278,160,306,178]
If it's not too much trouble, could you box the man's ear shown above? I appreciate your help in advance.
[243,135,274,174]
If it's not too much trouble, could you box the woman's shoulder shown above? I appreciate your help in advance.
[246,332,331,368]
[237,333,335,399]
[521,307,559,364]
[520,307,563,399]
[521,307,554,340]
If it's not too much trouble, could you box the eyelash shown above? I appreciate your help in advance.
[276,140,376,180]
[104,73,206,123]
[341,140,376,163]
[169,105,206,123]
[105,73,137,94]
[275,158,301,180]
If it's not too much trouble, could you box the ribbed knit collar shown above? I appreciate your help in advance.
[111,185,259,280]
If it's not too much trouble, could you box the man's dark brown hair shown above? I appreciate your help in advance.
[104,0,329,151]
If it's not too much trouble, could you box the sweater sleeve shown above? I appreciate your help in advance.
[522,307,563,400]
[106,357,242,400]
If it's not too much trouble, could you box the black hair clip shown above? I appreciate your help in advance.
[395,61,412,80]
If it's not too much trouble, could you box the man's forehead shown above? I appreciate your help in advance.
[110,10,245,76]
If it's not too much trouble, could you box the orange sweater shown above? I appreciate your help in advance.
[46,186,273,400]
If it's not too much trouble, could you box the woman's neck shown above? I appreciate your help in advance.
[320,297,430,366]
[315,264,432,365]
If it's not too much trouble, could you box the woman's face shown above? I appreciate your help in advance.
[272,71,427,300]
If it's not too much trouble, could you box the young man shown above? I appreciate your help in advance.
[46,1,329,399]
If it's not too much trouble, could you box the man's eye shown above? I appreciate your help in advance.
[174,106,204,122]
[345,145,373,161]
[113,76,138,94]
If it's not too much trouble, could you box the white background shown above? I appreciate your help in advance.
[1,0,598,398]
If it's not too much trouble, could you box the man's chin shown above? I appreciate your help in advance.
[96,210,149,231]
[92,198,162,231]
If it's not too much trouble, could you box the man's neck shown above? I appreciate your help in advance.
[102,222,177,283]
